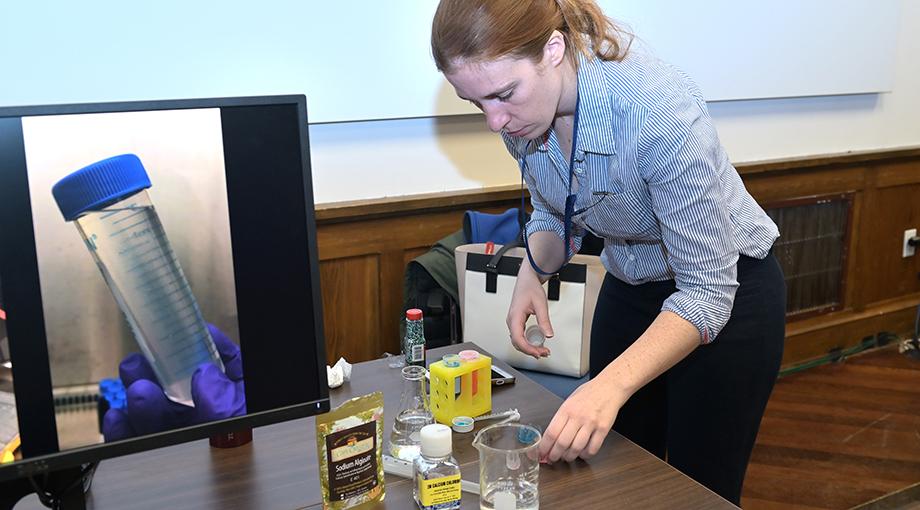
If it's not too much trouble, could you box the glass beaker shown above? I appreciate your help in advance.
[388,365,433,460]
[52,154,223,406]
[473,423,541,510]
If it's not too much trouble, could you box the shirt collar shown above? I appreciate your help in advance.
[537,51,616,156]
[575,51,616,156]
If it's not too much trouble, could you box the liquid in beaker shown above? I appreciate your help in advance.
[474,423,541,510]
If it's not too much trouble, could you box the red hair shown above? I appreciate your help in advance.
[431,0,632,73]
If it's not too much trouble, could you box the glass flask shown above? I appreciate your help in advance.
[388,365,433,461]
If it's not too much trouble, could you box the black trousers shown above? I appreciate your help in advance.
[589,252,785,506]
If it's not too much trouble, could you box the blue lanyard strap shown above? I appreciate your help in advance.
[521,91,581,277]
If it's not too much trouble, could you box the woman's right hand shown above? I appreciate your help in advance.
[506,262,553,359]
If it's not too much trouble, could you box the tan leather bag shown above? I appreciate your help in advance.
[455,243,606,377]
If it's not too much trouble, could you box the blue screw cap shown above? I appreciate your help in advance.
[517,426,539,445]
[52,154,151,221]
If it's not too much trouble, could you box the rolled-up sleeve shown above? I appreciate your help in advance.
[638,93,739,344]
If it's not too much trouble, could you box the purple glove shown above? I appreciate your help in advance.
[102,324,246,442]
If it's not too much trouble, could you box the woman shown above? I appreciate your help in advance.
[431,0,786,505]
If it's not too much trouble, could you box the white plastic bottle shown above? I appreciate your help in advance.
[414,423,461,510]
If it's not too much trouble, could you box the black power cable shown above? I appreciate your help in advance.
[778,331,903,378]
[915,302,919,346]
[891,302,920,360]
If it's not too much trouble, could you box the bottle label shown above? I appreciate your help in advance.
[417,473,461,507]
[409,343,425,363]
[325,421,378,501]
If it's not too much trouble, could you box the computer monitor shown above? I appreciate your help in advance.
[0,96,330,506]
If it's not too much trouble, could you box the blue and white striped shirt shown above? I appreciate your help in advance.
[502,48,779,344]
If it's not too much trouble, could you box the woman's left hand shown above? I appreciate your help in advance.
[538,377,627,463]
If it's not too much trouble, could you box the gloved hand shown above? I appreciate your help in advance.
[102,324,246,442]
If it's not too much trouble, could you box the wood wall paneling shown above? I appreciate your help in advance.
[856,184,920,305]
[316,201,520,364]
[315,147,920,367]
[874,159,920,189]
[843,193,866,312]
[318,255,380,365]
[782,296,920,364]
[743,166,866,205]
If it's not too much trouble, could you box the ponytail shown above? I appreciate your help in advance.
[555,0,632,63]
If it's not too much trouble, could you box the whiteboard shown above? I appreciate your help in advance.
[608,0,900,101]
[0,0,901,123]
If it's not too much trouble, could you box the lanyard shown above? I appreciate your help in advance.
[521,91,581,277]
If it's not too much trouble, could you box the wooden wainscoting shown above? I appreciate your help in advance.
[315,187,523,365]
[741,147,920,365]
[315,147,920,367]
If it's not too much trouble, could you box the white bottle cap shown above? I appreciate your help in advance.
[525,324,545,347]
[420,423,452,458]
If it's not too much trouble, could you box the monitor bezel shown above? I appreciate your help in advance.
[0,95,330,482]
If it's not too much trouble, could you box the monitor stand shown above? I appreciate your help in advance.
[0,464,95,510]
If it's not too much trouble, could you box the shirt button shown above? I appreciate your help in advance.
[574,166,585,175]
[628,254,636,261]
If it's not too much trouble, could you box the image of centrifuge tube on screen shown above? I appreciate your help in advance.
[20,108,242,448]
[53,154,224,406]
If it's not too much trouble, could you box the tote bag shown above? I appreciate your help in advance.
[455,243,606,377]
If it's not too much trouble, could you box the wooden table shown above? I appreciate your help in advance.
[17,344,736,509]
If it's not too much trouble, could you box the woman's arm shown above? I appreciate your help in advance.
[595,310,699,398]
[539,310,698,462]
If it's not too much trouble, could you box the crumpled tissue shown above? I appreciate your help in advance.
[326,357,353,388]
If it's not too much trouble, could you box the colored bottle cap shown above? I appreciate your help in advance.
[441,354,461,368]
[99,377,127,408]
[98,379,116,392]
[406,308,423,321]
[517,426,540,445]
[451,416,474,433]
[52,154,152,221]
[458,350,480,361]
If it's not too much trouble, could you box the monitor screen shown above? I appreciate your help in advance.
[0,96,329,483]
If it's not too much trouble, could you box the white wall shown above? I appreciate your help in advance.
[309,1,920,204]
[3,2,916,205]
[0,1,899,122]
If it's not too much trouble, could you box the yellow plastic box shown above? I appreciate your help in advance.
[429,350,492,424]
